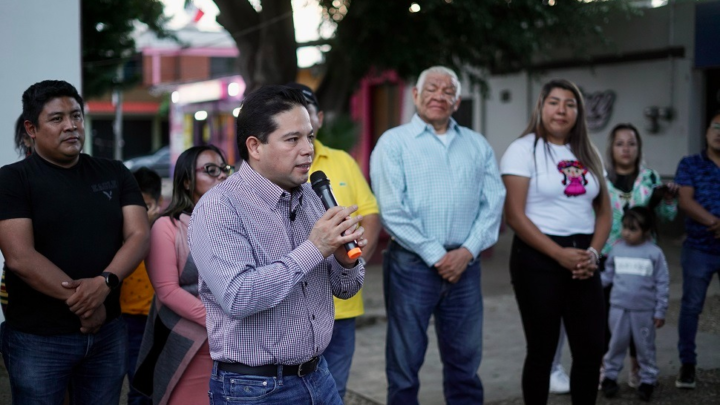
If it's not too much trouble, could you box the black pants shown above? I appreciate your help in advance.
[510,234,605,405]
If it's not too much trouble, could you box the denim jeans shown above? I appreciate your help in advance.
[383,242,484,405]
[1,317,128,405]
[208,356,341,405]
[123,314,152,405]
[678,246,720,365]
[323,317,356,399]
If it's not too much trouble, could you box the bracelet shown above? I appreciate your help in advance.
[586,247,600,264]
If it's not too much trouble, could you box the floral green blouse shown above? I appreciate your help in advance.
[603,166,678,255]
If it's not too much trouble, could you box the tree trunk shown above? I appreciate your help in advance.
[214,0,298,91]
[315,50,354,118]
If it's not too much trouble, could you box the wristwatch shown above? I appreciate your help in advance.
[102,272,120,290]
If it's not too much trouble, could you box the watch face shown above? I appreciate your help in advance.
[104,272,120,289]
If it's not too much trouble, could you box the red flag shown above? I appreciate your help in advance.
[192,9,205,23]
[184,1,204,23]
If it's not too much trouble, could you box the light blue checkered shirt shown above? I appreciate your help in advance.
[370,114,506,266]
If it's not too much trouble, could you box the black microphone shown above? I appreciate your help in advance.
[310,171,362,260]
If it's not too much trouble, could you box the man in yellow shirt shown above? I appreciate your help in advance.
[287,83,381,400]
[120,167,162,405]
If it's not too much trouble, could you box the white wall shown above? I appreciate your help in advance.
[0,0,81,323]
[477,2,701,177]
[479,58,694,177]
[481,73,531,161]
[0,0,82,167]
[535,58,693,176]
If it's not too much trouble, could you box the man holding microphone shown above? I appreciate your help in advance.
[189,85,366,404]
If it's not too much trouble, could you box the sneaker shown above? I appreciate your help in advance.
[637,383,654,401]
[549,366,570,394]
[601,378,619,398]
[628,367,640,388]
[675,363,696,389]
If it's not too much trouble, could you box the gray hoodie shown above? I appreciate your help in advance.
[601,240,669,320]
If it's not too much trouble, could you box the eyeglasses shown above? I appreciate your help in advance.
[196,163,232,177]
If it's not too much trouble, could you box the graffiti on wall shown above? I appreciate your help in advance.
[582,89,616,132]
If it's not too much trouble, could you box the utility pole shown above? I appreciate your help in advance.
[112,65,124,161]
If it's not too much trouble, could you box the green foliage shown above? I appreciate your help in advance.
[82,0,172,98]
[318,0,636,87]
[316,113,359,152]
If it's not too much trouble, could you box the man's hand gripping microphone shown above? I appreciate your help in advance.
[310,171,362,260]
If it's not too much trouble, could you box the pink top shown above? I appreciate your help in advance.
[146,215,205,327]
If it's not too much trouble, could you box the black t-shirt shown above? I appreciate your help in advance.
[0,153,145,334]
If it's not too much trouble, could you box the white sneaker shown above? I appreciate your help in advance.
[628,368,640,388]
[549,366,571,394]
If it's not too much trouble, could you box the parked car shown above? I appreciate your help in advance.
[123,146,171,178]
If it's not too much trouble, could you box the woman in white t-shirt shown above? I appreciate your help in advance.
[500,79,612,405]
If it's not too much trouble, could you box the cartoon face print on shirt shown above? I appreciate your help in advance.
[557,160,588,197]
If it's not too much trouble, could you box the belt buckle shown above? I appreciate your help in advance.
[297,357,318,377]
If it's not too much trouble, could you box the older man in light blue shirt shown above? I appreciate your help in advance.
[370,66,505,405]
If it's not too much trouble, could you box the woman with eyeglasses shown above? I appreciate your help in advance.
[134,145,230,405]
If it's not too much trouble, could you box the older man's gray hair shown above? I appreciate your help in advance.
[415,66,461,99]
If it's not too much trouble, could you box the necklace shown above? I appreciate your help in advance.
[619,192,632,210]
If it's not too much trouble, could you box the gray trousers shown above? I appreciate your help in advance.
[603,306,658,384]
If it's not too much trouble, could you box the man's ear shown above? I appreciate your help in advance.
[317,110,324,129]
[24,120,37,140]
[452,96,462,113]
[246,136,262,160]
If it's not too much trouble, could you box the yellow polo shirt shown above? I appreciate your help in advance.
[309,140,379,319]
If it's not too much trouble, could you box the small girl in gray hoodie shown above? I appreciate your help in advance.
[600,206,669,402]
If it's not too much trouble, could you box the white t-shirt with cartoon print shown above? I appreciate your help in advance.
[500,133,602,236]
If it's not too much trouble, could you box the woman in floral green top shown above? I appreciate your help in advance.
[604,124,678,255]
[601,123,678,387]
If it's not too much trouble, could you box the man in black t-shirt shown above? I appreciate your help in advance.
[0,80,150,404]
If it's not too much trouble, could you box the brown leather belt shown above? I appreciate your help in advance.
[217,356,319,377]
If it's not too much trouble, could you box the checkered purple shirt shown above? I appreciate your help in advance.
[188,162,364,365]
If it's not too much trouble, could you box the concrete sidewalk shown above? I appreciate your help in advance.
[344,230,720,404]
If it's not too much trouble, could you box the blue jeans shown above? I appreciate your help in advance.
[323,317,356,399]
[1,317,128,405]
[678,246,720,365]
[123,314,152,405]
[208,356,341,405]
[384,242,484,405]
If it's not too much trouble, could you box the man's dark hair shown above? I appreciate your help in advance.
[14,115,32,158]
[22,80,84,127]
[133,167,162,202]
[711,110,720,124]
[284,82,319,108]
[235,85,308,161]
